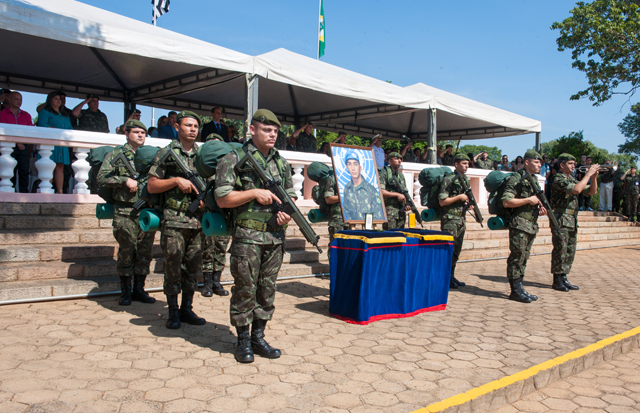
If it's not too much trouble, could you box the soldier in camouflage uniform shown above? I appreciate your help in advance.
[148,111,207,330]
[199,133,230,297]
[97,119,156,306]
[474,152,493,170]
[550,153,599,292]
[215,109,295,363]
[613,167,626,213]
[380,152,412,229]
[621,166,640,221]
[292,122,317,153]
[72,94,110,133]
[275,130,288,151]
[341,151,385,221]
[438,153,473,289]
[324,174,348,261]
[441,145,455,166]
[400,141,418,163]
[501,150,547,303]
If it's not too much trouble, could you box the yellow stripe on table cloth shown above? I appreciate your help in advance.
[333,234,407,244]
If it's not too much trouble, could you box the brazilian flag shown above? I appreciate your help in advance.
[318,0,325,58]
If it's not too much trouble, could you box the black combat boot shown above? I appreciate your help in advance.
[508,277,532,303]
[201,272,214,297]
[521,280,538,301]
[165,295,181,329]
[251,319,281,359]
[552,274,569,292]
[211,271,229,296]
[131,274,156,304]
[235,325,254,363]
[560,274,579,290]
[179,291,206,325]
[452,277,466,287]
[118,276,132,306]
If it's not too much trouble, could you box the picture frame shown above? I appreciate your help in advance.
[329,143,387,224]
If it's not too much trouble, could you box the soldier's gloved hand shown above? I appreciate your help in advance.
[254,189,281,206]
[125,178,138,193]
[276,211,291,226]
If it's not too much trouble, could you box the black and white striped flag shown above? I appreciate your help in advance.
[152,0,170,24]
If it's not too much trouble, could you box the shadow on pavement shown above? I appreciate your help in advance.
[471,273,551,290]
[88,293,235,355]
[278,280,332,318]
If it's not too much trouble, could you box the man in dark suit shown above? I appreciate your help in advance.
[157,111,178,139]
[201,107,229,142]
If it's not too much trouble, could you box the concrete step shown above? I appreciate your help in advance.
[461,231,640,251]
[0,262,331,302]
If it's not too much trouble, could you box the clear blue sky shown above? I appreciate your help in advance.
[19,0,633,160]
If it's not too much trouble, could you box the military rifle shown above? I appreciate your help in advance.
[521,172,559,232]
[110,151,149,211]
[388,174,423,227]
[156,148,207,214]
[455,173,484,227]
[235,150,322,253]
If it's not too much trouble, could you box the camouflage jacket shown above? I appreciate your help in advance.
[149,139,203,229]
[475,158,493,170]
[441,152,454,166]
[275,131,287,151]
[402,150,418,163]
[97,143,140,215]
[77,109,109,133]
[379,166,408,209]
[624,175,640,196]
[438,174,469,221]
[551,172,590,230]
[215,140,296,245]
[342,179,385,221]
[323,175,344,228]
[501,170,538,235]
[296,131,317,153]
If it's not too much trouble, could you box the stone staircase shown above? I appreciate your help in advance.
[0,202,638,302]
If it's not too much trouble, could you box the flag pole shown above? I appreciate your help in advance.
[151,14,156,129]
[317,0,321,60]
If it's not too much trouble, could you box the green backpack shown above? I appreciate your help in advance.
[484,170,517,216]
[195,140,243,178]
[418,166,453,212]
[87,145,121,196]
[134,146,162,209]
[308,162,333,213]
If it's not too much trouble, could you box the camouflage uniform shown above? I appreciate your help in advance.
[379,166,407,229]
[501,170,539,280]
[342,179,385,221]
[402,150,417,163]
[149,139,204,296]
[623,174,640,219]
[296,131,317,153]
[441,152,454,166]
[202,235,229,273]
[97,143,155,280]
[77,109,109,133]
[275,131,288,151]
[438,174,469,281]
[475,158,493,170]
[613,169,625,213]
[550,173,590,276]
[324,175,347,260]
[215,140,295,327]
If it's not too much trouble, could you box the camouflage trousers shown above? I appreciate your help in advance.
[112,213,155,278]
[624,194,639,218]
[506,228,536,280]
[202,235,230,272]
[328,222,348,260]
[551,226,577,275]
[383,206,406,230]
[441,217,465,279]
[160,226,202,295]
[229,241,284,327]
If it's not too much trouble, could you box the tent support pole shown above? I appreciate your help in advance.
[426,107,437,164]
[244,74,259,140]
[535,132,541,153]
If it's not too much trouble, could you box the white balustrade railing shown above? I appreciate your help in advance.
[0,124,544,206]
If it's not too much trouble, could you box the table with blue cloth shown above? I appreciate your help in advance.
[329,229,454,325]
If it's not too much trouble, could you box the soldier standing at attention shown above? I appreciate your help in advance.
[550,153,599,291]
[72,94,110,133]
[147,111,207,329]
[200,133,230,298]
[324,174,347,261]
[501,150,547,303]
[215,109,295,363]
[620,166,640,222]
[292,122,317,153]
[379,152,412,229]
[438,153,473,289]
[97,119,156,305]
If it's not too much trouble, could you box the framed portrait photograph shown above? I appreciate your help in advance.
[329,143,387,224]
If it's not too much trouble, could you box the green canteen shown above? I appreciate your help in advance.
[488,216,508,231]
[95,203,114,220]
[202,212,230,236]
[308,209,329,223]
[420,209,439,222]
[139,208,162,232]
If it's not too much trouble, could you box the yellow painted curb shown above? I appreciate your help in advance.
[412,325,640,413]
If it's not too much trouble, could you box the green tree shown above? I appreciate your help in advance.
[618,103,640,157]
[458,144,502,162]
[551,0,640,105]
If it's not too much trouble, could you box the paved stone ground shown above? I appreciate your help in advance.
[494,346,640,412]
[0,246,638,413]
